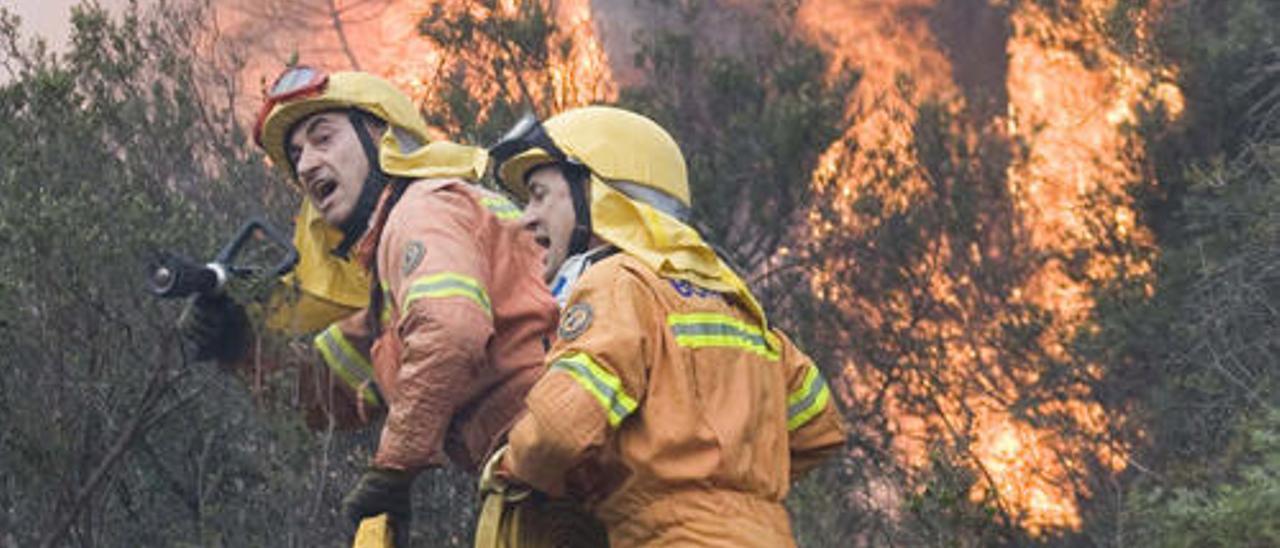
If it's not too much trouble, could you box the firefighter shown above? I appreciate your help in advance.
[483,106,847,546]
[181,67,557,545]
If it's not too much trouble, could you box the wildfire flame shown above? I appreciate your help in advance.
[798,0,1182,535]
[211,0,1184,537]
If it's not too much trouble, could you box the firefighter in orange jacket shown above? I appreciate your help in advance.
[483,107,847,546]
[179,195,388,430]
[182,68,557,544]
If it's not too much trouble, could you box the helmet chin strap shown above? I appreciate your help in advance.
[332,110,391,258]
[565,163,593,257]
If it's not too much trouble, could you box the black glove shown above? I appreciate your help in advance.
[343,466,415,547]
[177,293,249,363]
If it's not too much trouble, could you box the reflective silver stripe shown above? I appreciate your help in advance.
[787,364,831,431]
[402,273,492,317]
[481,196,522,221]
[392,126,423,153]
[550,353,637,427]
[667,312,779,360]
[609,180,690,221]
[313,324,383,407]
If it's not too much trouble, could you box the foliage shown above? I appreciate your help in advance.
[1078,0,1280,545]
[617,0,857,275]
[1127,410,1280,547]
[415,0,608,146]
[0,2,392,545]
[1106,121,1280,546]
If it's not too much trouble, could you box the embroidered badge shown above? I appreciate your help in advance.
[558,302,594,341]
[402,241,425,276]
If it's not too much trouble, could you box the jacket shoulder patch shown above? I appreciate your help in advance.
[402,241,425,276]
[558,302,593,341]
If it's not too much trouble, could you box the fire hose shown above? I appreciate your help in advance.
[146,217,298,300]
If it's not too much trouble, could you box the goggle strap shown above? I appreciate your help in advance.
[567,165,593,256]
[489,113,569,168]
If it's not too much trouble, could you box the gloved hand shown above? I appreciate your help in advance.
[177,293,249,363]
[343,466,415,547]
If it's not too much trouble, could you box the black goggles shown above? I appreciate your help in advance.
[488,112,576,174]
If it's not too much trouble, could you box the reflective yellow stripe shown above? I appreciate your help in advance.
[481,196,521,221]
[787,364,831,431]
[402,272,492,317]
[313,324,383,407]
[550,353,638,428]
[667,312,779,360]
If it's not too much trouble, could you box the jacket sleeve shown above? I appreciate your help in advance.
[776,329,847,480]
[504,267,655,497]
[373,187,495,472]
[304,309,385,429]
[219,309,383,431]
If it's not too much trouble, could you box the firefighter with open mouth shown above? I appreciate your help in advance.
[482,106,848,547]
[180,67,558,546]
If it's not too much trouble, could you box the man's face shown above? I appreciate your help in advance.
[520,165,580,283]
[287,111,371,227]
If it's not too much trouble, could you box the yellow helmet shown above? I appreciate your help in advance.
[493,106,690,212]
[491,106,776,338]
[254,67,432,180]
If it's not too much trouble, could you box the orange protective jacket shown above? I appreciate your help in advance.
[363,178,557,473]
[300,178,557,473]
[504,253,846,547]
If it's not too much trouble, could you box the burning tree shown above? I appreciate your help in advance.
[5,0,1278,545]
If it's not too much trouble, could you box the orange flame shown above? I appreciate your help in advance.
[799,0,1181,535]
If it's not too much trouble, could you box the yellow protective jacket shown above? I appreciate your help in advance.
[504,253,846,547]
[353,178,557,473]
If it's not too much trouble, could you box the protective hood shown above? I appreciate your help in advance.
[351,132,494,269]
[379,130,489,182]
[267,198,371,334]
[589,176,775,343]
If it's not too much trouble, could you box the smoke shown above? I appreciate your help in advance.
[589,0,776,86]
[6,0,151,52]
